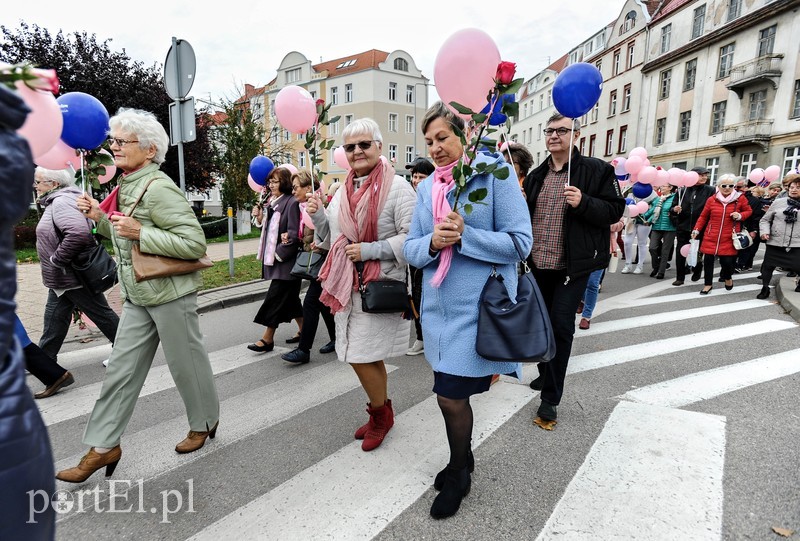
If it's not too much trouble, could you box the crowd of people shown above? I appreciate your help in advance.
[10,101,800,531]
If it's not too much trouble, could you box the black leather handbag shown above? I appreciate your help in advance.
[71,241,118,295]
[476,239,555,363]
[290,251,325,280]
[355,262,409,314]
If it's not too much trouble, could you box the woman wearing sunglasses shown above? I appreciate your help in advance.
[757,174,800,298]
[305,118,416,453]
[691,173,752,294]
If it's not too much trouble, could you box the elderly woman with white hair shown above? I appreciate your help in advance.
[306,118,416,452]
[34,166,120,396]
[57,108,220,483]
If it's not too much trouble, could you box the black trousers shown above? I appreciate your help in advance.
[410,265,423,341]
[703,253,736,285]
[298,279,335,353]
[532,268,590,407]
[24,342,67,386]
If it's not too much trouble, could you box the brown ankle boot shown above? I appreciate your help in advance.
[175,421,219,454]
[56,446,122,483]
[362,400,394,452]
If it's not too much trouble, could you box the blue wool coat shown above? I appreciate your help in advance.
[404,152,533,378]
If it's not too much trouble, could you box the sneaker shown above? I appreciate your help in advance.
[633,267,643,275]
[578,318,590,330]
[406,339,424,356]
[281,348,310,364]
[621,265,632,274]
[649,269,658,277]
[733,267,743,274]
[672,280,684,286]
[319,341,336,354]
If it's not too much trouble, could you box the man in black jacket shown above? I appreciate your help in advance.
[522,113,625,426]
[670,166,716,285]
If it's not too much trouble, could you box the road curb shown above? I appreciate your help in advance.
[776,275,800,323]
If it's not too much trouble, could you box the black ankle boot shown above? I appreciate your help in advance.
[756,286,770,300]
[430,466,471,519]
[434,450,474,490]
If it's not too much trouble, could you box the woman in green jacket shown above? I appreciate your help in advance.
[644,183,677,279]
[58,108,220,483]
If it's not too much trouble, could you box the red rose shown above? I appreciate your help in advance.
[316,99,325,107]
[495,62,516,85]
[27,68,60,94]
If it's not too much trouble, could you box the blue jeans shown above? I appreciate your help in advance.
[581,269,605,319]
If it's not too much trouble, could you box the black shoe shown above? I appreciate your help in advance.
[430,466,471,519]
[656,273,665,280]
[672,280,684,286]
[319,340,336,354]
[666,263,671,269]
[434,450,474,491]
[649,269,658,277]
[529,375,544,391]
[281,348,310,364]
[795,283,800,293]
[247,341,274,353]
[700,286,713,295]
[537,401,557,422]
[691,268,702,282]
[788,271,798,278]
[756,286,770,300]
[286,334,302,344]
[724,280,733,291]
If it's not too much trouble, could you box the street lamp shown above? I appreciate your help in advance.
[413,82,432,161]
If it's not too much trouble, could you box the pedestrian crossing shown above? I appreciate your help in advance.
[34,268,800,540]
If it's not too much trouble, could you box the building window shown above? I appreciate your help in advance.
[727,0,741,22]
[660,24,672,54]
[718,44,735,78]
[547,89,552,107]
[344,83,352,103]
[388,113,398,132]
[672,161,688,171]
[405,146,414,163]
[609,90,617,116]
[655,118,666,145]
[596,59,602,73]
[579,137,586,155]
[783,146,800,175]
[619,125,628,154]
[286,67,301,83]
[344,114,353,126]
[758,25,777,57]
[613,50,621,75]
[692,5,706,39]
[605,130,614,156]
[748,90,767,120]
[336,59,357,69]
[388,82,397,101]
[329,119,339,135]
[539,94,544,111]
[591,102,599,123]
[791,80,800,118]
[627,43,635,70]
[284,129,291,142]
[406,115,414,133]
[537,123,542,141]
[622,10,637,34]
[299,151,306,168]
[622,84,632,112]
[394,58,408,72]
[589,134,596,157]
[684,59,697,91]
[659,69,671,99]
[705,157,720,183]
[406,85,414,104]
[330,86,338,105]
[388,144,398,162]
[711,101,727,134]
[739,152,757,177]
[678,111,691,141]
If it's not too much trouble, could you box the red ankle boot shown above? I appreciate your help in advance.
[361,400,394,451]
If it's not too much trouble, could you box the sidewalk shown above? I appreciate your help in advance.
[15,238,267,344]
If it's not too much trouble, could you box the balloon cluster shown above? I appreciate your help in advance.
[748,165,781,187]
[246,157,304,194]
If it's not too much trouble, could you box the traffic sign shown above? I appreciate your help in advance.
[164,38,196,100]
[169,97,196,145]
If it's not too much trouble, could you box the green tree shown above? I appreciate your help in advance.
[0,22,217,193]
[212,103,265,214]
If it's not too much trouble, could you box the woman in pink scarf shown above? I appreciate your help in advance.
[691,174,752,294]
[305,118,416,453]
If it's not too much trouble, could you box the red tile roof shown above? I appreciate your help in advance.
[650,0,693,23]
[312,49,390,77]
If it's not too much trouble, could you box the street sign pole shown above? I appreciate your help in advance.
[164,37,197,195]
[173,37,186,194]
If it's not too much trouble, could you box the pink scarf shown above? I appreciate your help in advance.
[256,195,282,265]
[319,156,395,313]
[716,189,740,205]
[430,160,457,287]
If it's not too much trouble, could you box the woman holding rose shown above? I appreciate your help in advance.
[403,101,532,519]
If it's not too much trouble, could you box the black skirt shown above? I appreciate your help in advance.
[253,279,303,328]
[762,244,800,271]
[432,371,492,400]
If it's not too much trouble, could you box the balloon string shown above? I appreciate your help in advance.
[80,151,86,193]
[566,122,574,187]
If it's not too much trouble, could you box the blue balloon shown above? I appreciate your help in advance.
[480,94,515,126]
[249,156,275,185]
[631,182,653,199]
[552,63,604,118]
[57,92,110,151]
[625,197,636,206]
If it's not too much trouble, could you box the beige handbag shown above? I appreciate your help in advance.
[126,178,213,282]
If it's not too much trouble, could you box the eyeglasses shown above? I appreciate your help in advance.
[718,184,735,188]
[268,180,280,185]
[107,137,139,147]
[543,127,574,137]
[342,140,375,153]
[33,179,53,185]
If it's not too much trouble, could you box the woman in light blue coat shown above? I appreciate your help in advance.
[403,102,532,520]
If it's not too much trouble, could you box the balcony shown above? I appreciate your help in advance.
[726,54,783,98]
[719,119,773,155]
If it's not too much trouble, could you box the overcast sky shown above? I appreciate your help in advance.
[3,1,623,107]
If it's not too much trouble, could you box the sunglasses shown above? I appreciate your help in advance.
[342,140,374,153]
[718,184,735,188]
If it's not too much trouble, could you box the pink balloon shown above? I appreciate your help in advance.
[301,208,315,230]
[627,204,641,217]
[683,171,699,187]
[97,149,117,184]
[680,244,691,258]
[278,163,298,175]
[35,139,80,170]
[434,28,501,114]
[248,174,264,194]
[667,168,684,187]
[624,155,644,175]
[638,166,657,184]
[333,146,351,170]
[274,85,317,134]
[764,165,781,183]
[642,158,651,168]
[15,82,63,159]
[653,169,670,187]
[748,168,764,184]
[635,200,650,214]
[629,147,648,159]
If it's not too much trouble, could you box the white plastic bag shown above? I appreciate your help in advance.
[687,239,700,267]
[608,249,620,273]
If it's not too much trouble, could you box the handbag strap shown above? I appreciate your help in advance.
[126,177,160,217]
